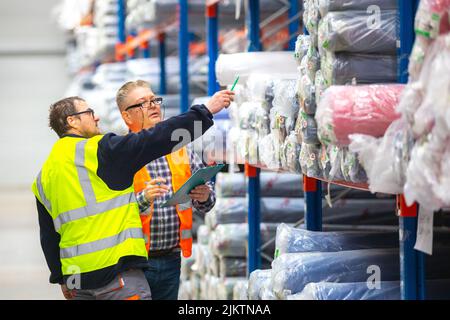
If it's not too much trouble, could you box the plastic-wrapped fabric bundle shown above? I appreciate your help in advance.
[316,84,404,146]
[289,279,450,300]
[298,74,317,115]
[254,104,271,137]
[206,197,304,229]
[178,281,192,300]
[181,244,197,281]
[271,249,401,299]
[260,283,278,300]
[209,223,278,258]
[321,52,398,85]
[319,10,398,54]
[216,52,298,86]
[219,257,247,278]
[248,269,272,300]
[233,280,249,300]
[215,172,304,198]
[304,0,320,47]
[199,274,210,300]
[349,118,414,194]
[340,148,368,183]
[195,244,212,276]
[197,225,210,246]
[209,255,220,278]
[415,0,450,39]
[300,47,321,82]
[271,79,299,141]
[300,142,323,178]
[189,272,201,300]
[280,132,302,173]
[216,277,248,300]
[258,133,282,170]
[207,275,220,300]
[315,70,327,106]
[270,109,289,145]
[298,111,320,145]
[274,223,398,257]
[295,35,311,64]
[318,0,398,18]
[272,247,450,299]
[246,74,274,104]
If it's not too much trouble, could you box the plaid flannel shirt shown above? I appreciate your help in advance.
[136,147,215,251]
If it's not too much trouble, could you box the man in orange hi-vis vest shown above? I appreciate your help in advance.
[116,80,227,300]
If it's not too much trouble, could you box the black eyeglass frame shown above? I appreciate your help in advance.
[124,97,164,112]
[67,108,95,118]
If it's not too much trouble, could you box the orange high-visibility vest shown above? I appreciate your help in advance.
[133,147,193,258]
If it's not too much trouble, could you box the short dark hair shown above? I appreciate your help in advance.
[48,96,85,137]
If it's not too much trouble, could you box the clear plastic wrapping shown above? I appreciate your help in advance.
[209,223,278,258]
[349,119,414,194]
[248,269,272,300]
[215,172,304,198]
[233,279,249,300]
[340,148,368,183]
[178,280,192,300]
[294,35,311,64]
[299,142,323,178]
[216,277,248,300]
[314,70,328,106]
[415,0,450,40]
[206,198,303,229]
[272,79,299,126]
[219,257,247,278]
[271,248,401,299]
[298,111,320,145]
[258,133,282,170]
[298,74,317,115]
[280,132,302,173]
[275,223,398,257]
[216,52,298,86]
[316,84,404,146]
[319,10,398,54]
[318,0,398,18]
[321,52,398,85]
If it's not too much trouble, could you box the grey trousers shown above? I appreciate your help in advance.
[72,269,151,300]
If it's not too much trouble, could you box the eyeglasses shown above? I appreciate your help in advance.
[67,108,95,118]
[125,97,163,112]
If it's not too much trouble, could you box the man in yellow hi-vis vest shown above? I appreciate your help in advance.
[116,80,217,299]
[32,89,233,300]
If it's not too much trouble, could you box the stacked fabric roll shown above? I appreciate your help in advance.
[348,1,450,214]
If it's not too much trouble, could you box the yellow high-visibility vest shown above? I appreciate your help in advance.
[32,135,147,276]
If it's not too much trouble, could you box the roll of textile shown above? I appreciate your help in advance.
[340,148,368,183]
[289,280,450,300]
[299,142,323,178]
[219,257,247,278]
[315,70,327,106]
[298,111,320,145]
[215,172,304,198]
[209,223,278,258]
[275,223,398,257]
[298,74,317,115]
[216,277,248,300]
[216,52,297,86]
[318,10,398,54]
[181,244,197,281]
[271,247,450,299]
[295,35,311,65]
[280,132,302,174]
[316,84,404,146]
[248,269,272,300]
[206,198,304,229]
[233,280,249,300]
[318,0,398,18]
[321,52,398,85]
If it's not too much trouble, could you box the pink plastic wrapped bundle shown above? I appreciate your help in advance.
[316,84,404,146]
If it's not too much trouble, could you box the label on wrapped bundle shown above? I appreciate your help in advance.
[415,10,442,39]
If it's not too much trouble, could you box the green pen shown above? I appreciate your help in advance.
[230,75,240,91]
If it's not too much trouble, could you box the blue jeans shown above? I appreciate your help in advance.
[143,251,181,300]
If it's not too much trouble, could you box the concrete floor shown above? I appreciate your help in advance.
[0,188,62,299]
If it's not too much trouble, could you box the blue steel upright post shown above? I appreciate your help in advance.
[246,0,262,275]
[206,3,220,95]
[179,0,189,113]
[115,0,127,62]
[158,33,167,95]
[397,0,423,300]
[288,0,299,50]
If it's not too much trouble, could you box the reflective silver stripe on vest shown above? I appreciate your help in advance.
[74,140,96,206]
[53,192,136,231]
[181,229,192,240]
[60,227,144,259]
[36,171,52,212]
[53,139,137,231]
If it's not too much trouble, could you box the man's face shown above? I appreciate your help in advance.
[74,100,101,138]
[122,86,162,132]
